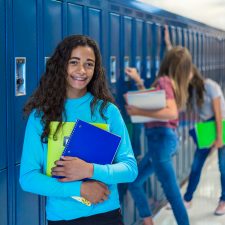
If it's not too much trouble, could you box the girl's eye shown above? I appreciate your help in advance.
[85,62,95,68]
[69,60,78,65]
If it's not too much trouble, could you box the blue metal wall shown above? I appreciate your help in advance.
[1,1,225,225]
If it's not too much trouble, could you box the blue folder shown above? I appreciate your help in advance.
[62,119,121,164]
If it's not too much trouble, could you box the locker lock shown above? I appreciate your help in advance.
[16,77,24,85]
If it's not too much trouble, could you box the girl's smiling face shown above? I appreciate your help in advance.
[66,46,95,98]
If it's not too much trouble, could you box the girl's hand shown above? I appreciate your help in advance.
[51,156,93,182]
[212,136,223,149]
[125,105,140,116]
[81,181,110,204]
[125,67,141,83]
[164,25,172,50]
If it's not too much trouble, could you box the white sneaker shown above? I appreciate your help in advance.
[214,201,225,216]
[183,200,192,209]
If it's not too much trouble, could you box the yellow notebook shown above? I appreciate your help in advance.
[47,121,109,176]
[47,121,109,206]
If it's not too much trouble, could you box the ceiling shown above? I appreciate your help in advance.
[138,0,225,31]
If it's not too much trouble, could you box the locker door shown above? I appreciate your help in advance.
[145,21,153,86]
[67,3,83,36]
[135,19,144,77]
[176,27,183,46]
[16,166,39,225]
[108,13,120,96]
[170,26,176,46]
[183,28,188,48]
[202,34,206,73]
[123,16,132,86]
[153,23,161,76]
[192,31,197,65]
[0,170,7,225]
[44,0,62,61]
[13,1,40,225]
[196,32,200,68]
[188,30,193,57]
[87,8,101,48]
[13,0,38,165]
[0,0,6,170]
[199,33,203,72]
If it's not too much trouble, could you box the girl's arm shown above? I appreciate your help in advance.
[212,97,223,148]
[164,25,173,51]
[52,105,138,184]
[126,98,178,120]
[20,112,108,202]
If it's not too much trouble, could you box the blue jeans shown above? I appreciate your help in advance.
[184,145,225,202]
[129,127,189,225]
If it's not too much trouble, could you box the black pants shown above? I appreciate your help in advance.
[48,209,124,225]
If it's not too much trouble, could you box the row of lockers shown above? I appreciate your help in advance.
[1,0,225,225]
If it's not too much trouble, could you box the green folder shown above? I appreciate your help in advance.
[195,120,225,149]
[47,121,109,176]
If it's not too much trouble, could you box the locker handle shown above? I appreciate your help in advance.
[15,57,26,96]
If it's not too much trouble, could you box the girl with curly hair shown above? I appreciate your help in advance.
[20,35,137,225]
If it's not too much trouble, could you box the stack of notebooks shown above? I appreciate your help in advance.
[47,119,121,206]
[124,88,167,123]
[194,120,225,149]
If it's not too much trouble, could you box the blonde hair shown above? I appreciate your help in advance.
[157,46,192,109]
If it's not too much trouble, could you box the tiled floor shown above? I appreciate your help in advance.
[153,150,225,225]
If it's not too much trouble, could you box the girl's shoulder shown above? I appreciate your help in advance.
[104,102,120,115]
[204,78,219,90]
[154,75,173,90]
[155,75,172,85]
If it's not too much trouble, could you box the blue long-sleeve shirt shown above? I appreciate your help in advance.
[20,92,138,220]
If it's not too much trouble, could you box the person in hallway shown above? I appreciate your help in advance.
[19,35,138,225]
[125,46,192,225]
[164,25,225,216]
[183,66,225,215]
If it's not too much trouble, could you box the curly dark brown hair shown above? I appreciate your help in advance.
[24,35,114,142]
[187,64,205,111]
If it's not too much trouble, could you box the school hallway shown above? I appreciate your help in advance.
[153,150,225,225]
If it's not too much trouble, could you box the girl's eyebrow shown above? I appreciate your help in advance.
[69,57,95,63]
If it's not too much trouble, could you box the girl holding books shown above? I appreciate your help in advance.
[125,46,193,225]
[20,35,138,225]
[164,25,225,215]
[183,65,225,215]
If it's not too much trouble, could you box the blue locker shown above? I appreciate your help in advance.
[108,13,120,93]
[170,26,177,46]
[153,23,161,77]
[44,0,62,59]
[13,0,38,164]
[135,19,144,75]
[196,32,200,68]
[199,32,204,71]
[188,29,193,56]
[0,170,7,225]
[191,30,195,58]
[183,28,189,48]
[145,21,153,86]
[176,27,183,46]
[202,34,206,73]
[192,31,197,65]
[15,166,39,225]
[0,0,6,170]
[123,16,132,86]
[87,8,102,48]
[67,3,83,35]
